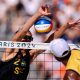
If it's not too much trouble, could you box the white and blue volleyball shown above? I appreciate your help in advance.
[34,16,52,33]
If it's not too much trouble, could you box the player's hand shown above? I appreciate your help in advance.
[37,5,51,16]
[66,19,80,28]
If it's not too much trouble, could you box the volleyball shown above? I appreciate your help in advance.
[34,16,52,33]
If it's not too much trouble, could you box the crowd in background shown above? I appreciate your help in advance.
[0,0,80,80]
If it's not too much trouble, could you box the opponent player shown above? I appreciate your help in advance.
[50,38,80,80]
[0,5,79,80]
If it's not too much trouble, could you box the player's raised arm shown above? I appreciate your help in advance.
[3,5,51,56]
[45,19,80,43]
[12,5,51,41]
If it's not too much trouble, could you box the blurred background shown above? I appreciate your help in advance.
[0,0,80,80]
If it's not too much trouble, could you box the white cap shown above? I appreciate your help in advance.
[50,38,70,58]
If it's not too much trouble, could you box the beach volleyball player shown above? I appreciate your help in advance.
[50,38,80,80]
[0,5,80,80]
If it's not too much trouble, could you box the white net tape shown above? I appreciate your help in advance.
[0,41,49,50]
[0,41,80,50]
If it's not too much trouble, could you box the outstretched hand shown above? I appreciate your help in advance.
[37,5,51,16]
[67,19,80,28]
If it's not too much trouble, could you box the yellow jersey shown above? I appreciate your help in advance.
[66,50,80,75]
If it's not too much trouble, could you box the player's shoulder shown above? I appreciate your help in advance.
[71,49,80,53]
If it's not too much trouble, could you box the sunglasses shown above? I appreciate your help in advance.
[22,35,33,41]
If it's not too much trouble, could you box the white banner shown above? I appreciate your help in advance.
[0,41,80,50]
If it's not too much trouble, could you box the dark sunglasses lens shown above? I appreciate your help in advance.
[23,36,33,41]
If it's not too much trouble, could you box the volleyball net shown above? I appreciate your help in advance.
[0,41,80,50]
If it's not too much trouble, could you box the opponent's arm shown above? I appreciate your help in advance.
[12,6,51,41]
[3,13,42,55]
[3,9,43,56]
[45,19,80,43]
